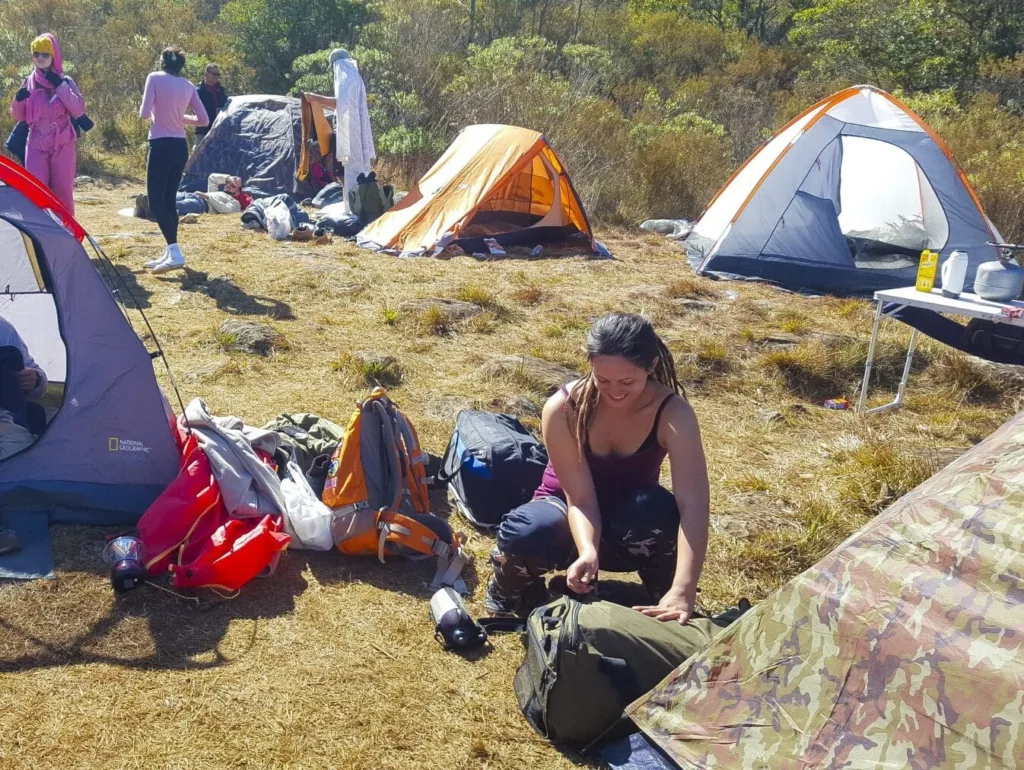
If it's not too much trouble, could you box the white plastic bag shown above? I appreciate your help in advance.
[265,200,292,241]
[280,461,335,550]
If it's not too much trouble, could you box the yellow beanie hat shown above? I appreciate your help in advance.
[31,35,55,57]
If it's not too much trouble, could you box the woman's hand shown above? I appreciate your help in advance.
[18,368,40,392]
[566,549,599,594]
[634,583,696,624]
[44,70,63,88]
[15,87,29,102]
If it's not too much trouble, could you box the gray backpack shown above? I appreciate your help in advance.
[513,596,749,749]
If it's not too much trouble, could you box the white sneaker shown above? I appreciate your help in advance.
[152,243,186,274]
[144,247,168,269]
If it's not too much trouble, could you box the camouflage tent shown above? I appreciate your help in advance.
[621,410,1024,769]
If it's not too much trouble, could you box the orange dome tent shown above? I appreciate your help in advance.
[357,124,600,256]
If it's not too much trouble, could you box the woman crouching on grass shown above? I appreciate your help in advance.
[485,312,710,622]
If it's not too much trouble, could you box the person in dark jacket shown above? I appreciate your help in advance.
[194,63,228,144]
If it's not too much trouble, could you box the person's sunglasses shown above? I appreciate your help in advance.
[32,52,51,59]
[209,72,221,78]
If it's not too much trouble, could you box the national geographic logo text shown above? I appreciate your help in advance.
[108,438,152,454]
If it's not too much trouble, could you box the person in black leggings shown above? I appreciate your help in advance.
[138,47,208,273]
[147,139,188,245]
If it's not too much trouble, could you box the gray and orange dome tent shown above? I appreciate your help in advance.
[686,86,1001,294]
[356,124,601,256]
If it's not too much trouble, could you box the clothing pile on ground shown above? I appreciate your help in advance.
[136,389,468,594]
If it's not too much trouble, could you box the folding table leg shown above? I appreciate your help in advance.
[857,300,884,414]
[889,329,919,411]
[861,318,917,416]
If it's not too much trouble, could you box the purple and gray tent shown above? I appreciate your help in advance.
[0,159,179,578]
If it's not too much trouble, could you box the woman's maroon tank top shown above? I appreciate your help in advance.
[533,389,673,508]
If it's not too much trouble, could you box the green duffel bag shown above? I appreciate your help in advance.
[512,595,748,750]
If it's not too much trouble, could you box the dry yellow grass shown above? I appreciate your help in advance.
[1,184,1021,769]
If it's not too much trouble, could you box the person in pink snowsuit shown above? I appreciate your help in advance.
[9,33,84,215]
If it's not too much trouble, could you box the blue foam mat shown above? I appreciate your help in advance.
[0,510,55,580]
[602,732,677,770]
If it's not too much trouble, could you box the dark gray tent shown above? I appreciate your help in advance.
[180,95,313,197]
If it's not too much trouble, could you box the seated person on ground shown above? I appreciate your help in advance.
[485,312,711,622]
[0,317,48,461]
[308,138,343,192]
[136,174,254,219]
[175,173,254,215]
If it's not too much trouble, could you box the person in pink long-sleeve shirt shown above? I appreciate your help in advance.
[138,47,209,274]
[9,33,85,215]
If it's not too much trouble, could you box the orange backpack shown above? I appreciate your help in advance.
[322,388,468,590]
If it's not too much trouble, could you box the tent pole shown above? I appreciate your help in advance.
[85,235,191,433]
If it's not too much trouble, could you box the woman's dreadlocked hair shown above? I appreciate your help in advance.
[567,312,684,457]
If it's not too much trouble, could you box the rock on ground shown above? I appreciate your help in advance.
[488,395,542,418]
[181,358,232,383]
[351,350,403,385]
[219,320,286,356]
[399,298,482,322]
[478,355,578,395]
[676,299,717,312]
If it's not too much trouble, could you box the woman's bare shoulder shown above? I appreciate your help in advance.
[659,392,700,434]
[542,380,582,416]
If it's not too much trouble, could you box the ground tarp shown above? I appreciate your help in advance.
[627,408,1024,769]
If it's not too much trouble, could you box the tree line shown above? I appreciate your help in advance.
[2,0,1024,233]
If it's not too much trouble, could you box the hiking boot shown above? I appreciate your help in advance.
[180,213,201,224]
[0,529,20,555]
[144,247,168,269]
[483,577,520,617]
[152,243,186,274]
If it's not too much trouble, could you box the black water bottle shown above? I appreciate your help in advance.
[101,536,148,593]
[429,587,488,651]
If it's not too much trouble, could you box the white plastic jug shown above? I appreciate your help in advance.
[940,250,969,298]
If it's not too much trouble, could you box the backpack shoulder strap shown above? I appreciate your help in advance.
[368,395,404,511]
[377,509,469,593]
[393,408,431,514]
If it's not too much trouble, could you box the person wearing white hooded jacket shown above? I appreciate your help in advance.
[329,49,375,203]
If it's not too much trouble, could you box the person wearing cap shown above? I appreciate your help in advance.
[194,63,228,147]
[8,33,85,214]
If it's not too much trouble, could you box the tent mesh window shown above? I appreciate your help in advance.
[0,216,66,442]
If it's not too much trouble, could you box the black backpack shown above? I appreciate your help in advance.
[438,411,548,529]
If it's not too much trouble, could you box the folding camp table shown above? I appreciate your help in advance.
[858,285,1024,414]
